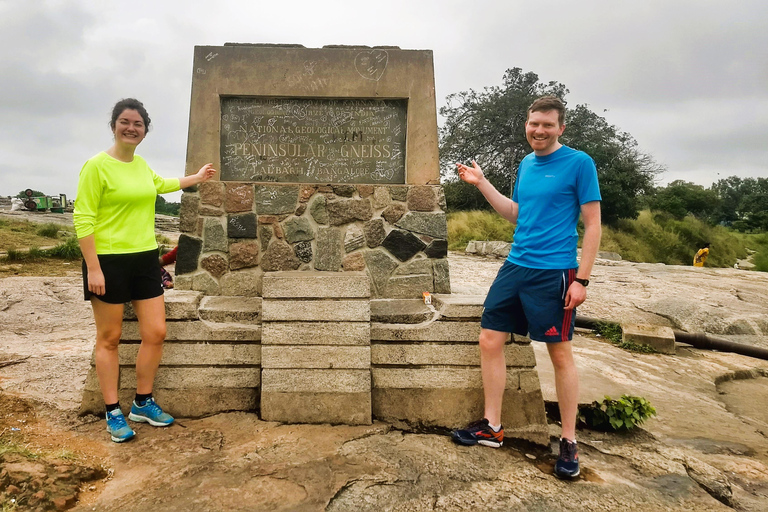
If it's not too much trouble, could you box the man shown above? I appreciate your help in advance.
[451,96,602,480]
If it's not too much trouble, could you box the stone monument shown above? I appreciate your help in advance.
[80,45,548,445]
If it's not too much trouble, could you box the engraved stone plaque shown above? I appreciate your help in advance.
[220,98,407,183]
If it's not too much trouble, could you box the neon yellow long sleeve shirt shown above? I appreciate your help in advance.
[73,152,180,254]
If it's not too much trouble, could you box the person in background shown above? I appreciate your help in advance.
[159,246,178,289]
[451,96,601,480]
[693,242,710,267]
[74,98,216,443]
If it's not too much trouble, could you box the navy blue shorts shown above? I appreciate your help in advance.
[82,249,164,304]
[481,260,577,342]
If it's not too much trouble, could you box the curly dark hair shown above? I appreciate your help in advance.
[110,98,151,132]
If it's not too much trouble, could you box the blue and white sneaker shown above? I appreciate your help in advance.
[106,409,135,443]
[128,397,174,427]
[554,437,580,479]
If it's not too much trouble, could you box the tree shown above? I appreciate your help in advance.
[560,105,661,225]
[649,181,720,222]
[438,68,662,225]
[710,176,768,231]
[16,189,45,198]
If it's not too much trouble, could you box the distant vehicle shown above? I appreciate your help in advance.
[24,189,68,213]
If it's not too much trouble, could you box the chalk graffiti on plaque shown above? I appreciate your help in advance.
[219,98,406,184]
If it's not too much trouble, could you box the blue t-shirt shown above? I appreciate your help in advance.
[508,145,601,269]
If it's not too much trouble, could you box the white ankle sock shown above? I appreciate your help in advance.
[488,423,501,432]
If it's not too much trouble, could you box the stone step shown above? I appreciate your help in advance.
[199,296,262,324]
[262,322,369,346]
[262,299,369,322]
[263,271,370,298]
[124,290,203,321]
[119,367,260,389]
[261,369,370,393]
[121,320,261,342]
[370,299,433,324]
[371,343,535,367]
[109,342,260,366]
[372,367,539,390]
[261,346,370,369]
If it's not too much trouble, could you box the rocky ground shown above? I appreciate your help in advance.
[1,211,768,511]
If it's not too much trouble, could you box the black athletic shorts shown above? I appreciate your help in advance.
[82,249,164,304]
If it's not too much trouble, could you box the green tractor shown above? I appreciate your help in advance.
[24,189,68,213]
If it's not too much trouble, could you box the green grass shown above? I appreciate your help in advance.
[0,433,40,460]
[593,321,656,353]
[448,210,765,270]
[2,237,81,262]
[35,222,62,238]
[447,210,514,251]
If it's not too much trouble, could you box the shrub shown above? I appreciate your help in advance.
[579,395,657,431]
[35,223,61,238]
[44,237,81,260]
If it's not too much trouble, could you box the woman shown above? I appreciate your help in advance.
[74,98,216,443]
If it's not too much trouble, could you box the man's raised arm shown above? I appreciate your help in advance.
[456,161,518,224]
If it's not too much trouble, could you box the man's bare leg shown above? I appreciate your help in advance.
[480,328,508,426]
[546,340,579,440]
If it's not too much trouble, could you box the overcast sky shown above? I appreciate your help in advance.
[1,0,766,201]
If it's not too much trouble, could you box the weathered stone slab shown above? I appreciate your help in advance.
[179,193,199,233]
[432,294,485,320]
[381,229,426,261]
[370,299,432,324]
[344,224,365,252]
[229,242,259,270]
[201,254,228,278]
[315,226,343,271]
[227,213,258,238]
[254,185,299,214]
[406,186,438,212]
[424,239,448,258]
[395,212,447,239]
[192,271,220,295]
[124,290,203,321]
[120,367,260,389]
[263,271,370,298]
[199,181,224,207]
[199,296,262,324]
[203,218,228,252]
[117,343,260,366]
[261,392,371,425]
[283,217,315,243]
[260,239,301,271]
[121,320,261,341]
[262,300,370,322]
[261,369,370,393]
[261,346,370,369]
[309,195,328,225]
[176,234,202,275]
[371,343,536,367]
[80,387,259,418]
[622,323,676,354]
[225,183,255,213]
[364,249,399,296]
[372,387,547,445]
[372,367,524,389]
[219,268,263,297]
[371,321,481,342]
[262,322,369,346]
[433,259,451,294]
[385,274,433,299]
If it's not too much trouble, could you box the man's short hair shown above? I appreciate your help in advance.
[528,96,566,126]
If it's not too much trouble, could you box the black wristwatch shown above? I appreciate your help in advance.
[574,277,589,287]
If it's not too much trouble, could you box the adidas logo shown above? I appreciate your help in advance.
[545,326,559,336]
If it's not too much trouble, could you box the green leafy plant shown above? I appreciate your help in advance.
[579,395,657,431]
[593,321,656,353]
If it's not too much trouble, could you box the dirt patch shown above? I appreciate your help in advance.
[0,393,109,511]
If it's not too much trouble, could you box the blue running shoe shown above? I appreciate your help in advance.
[554,438,580,479]
[128,397,174,427]
[451,419,504,448]
[106,409,135,443]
